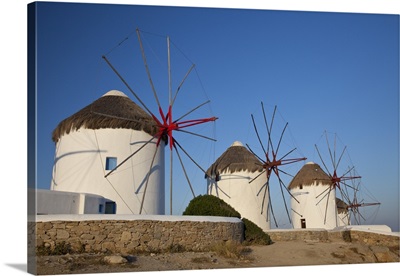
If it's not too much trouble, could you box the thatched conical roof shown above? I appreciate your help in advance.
[288,162,331,189]
[52,90,158,142]
[205,141,264,178]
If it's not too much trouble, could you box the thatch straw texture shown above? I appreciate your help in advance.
[52,91,158,142]
[205,141,264,177]
[336,198,349,214]
[288,162,331,189]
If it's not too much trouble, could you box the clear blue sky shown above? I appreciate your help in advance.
[34,2,399,231]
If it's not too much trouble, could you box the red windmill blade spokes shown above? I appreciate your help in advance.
[247,103,306,227]
[343,179,367,225]
[152,102,217,214]
[139,29,218,214]
[344,169,381,225]
[314,131,361,225]
[101,28,217,215]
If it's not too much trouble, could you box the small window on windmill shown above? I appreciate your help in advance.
[299,184,303,190]
[105,157,117,171]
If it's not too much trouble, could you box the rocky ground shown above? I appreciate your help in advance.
[35,240,399,275]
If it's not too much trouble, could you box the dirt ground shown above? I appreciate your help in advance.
[35,240,399,275]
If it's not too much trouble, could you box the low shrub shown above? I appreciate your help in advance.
[242,218,272,245]
[183,194,272,245]
[182,194,241,218]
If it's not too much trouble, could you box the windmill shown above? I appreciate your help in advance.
[246,103,307,228]
[314,131,362,225]
[338,167,381,226]
[97,28,217,215]
[205,141,269,231]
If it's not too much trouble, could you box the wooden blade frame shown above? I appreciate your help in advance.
[248,103,307,227]
[103,29,217,215]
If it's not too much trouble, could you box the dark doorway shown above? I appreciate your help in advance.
[105,201,116,214]
[301,218,306,229]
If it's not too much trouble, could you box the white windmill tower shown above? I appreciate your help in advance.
[206,141,270,231]
[289,131,370,229]
[51,90,165,215]
[51,28,216,216]
[288,162,337,229]
[294,131,370,229]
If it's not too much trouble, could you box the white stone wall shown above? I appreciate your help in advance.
[33,189,113,215]
[34,189,81,215]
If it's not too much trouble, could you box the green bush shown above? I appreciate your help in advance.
[242,218,272,245]
[182,194,241,218]
[183,194,272,245]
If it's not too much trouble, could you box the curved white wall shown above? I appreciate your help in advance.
[51,128,165,215]
[207,170,270,231]
[337,211,350,227]
[290,182,337,229]
[33,189,114,215]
